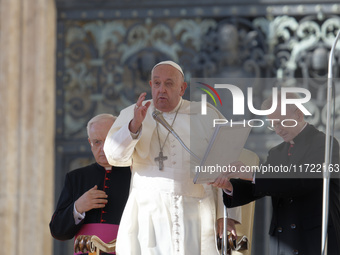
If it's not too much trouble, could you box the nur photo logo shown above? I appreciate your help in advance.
[196,82,222,114]
[194,79,312,129]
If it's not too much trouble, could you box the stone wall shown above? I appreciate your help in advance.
[0,0,56,254]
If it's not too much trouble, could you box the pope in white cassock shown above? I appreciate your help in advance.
[103,61,241,255]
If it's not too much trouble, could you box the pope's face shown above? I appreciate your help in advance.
[150,64,187,112]
[88,119,113,168]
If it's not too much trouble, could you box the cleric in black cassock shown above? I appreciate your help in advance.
[224,124,340,255]
[212,93,340,255]
[49,114,131,255]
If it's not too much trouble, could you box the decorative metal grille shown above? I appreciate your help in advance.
[57,15,340,135]
[54,2,340,254]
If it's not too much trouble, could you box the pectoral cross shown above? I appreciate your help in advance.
[155,151,168,170]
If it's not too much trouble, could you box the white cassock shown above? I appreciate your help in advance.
[104,98,241,255]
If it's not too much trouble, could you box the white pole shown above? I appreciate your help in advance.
[221,205,228,255]
[321,29,340,255]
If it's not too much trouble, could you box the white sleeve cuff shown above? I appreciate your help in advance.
[223,189,233,196]
[73,203,85,225]
[130,125,142,139]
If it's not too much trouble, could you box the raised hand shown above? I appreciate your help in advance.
[129,92,151,133]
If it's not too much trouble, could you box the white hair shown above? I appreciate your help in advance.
[87,114,116,137]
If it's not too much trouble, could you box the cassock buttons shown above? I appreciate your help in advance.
[293,249,299,254]
[290,224,296,229]
[277,227,283,233]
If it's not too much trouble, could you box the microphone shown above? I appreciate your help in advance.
[152,110,201,161]
[152,110,176,134]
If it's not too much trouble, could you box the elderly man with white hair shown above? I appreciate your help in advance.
[104,61,241,255]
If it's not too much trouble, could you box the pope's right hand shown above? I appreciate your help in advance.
[129,92,151,133]
[74,185,108,214]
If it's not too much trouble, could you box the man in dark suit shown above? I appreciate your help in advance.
[50,114,131,254]
[212,93,340,255]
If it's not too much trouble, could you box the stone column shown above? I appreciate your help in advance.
[0,0,56,254]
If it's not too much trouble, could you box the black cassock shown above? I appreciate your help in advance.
[50,163,131,254]
[224,124,340,255]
